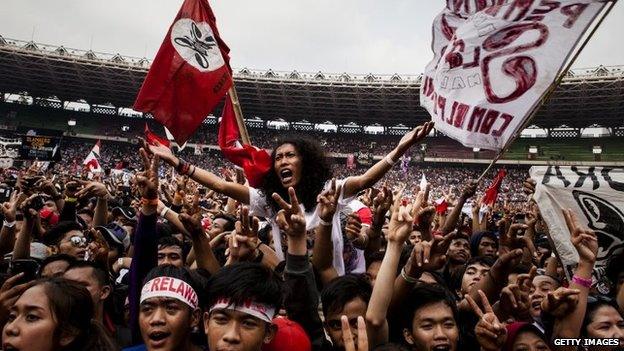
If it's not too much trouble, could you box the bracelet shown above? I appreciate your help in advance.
[319,218,332,227]
[384,156,397,166]
[176,158,191,175]
[401,266,419,284]
[2,220,16,228]
[572,275,592,288]
[65,196,77,202]
[141,198,159,206]
[188,165,196,177]
[160,206,170,217]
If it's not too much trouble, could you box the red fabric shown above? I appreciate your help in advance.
[435,197,448,214]
[482,169,507,206]
[144,123,171,148]
[134,0,233,144]
[218,94,271,188]
[355,206,373,226]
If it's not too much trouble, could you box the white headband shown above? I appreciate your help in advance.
[140,277,199,310]
[209,297,276,323]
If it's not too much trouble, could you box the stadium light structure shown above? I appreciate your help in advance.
[67,119,76,126]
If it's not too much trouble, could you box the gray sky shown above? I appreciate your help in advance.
[1,0,623,74]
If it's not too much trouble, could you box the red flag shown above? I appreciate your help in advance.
[218,94,271,188]
[144,123,171,148]
[134,0,232,144]
[434,197,448,214]
[482,169,507,207]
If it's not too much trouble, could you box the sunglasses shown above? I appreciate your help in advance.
[68,235,88,247]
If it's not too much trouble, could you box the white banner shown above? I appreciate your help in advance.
[530,166,624,279]
[421,0,608,151]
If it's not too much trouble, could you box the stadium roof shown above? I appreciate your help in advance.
[0,36,623,128]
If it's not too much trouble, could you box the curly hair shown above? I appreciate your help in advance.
[260,136,332,213]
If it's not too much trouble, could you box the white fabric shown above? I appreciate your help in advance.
[421,1,608,151]
[249,178,354,275]
[83,141,102,173]
[530,166,624,277]
[141,277,199,310]
[209,298,276,323]
[419,174,427,191]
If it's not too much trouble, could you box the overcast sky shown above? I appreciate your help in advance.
[1,0,623,74]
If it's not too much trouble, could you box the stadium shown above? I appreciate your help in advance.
[0,35,623,169]
[1,1,624,350]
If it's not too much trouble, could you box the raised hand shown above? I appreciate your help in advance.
[499,267,536,321]
[75,181,111,200]
[273,187,306,238]
[227,206,260,262]
[315,178,341,223]
[135,148,159,200]
[396,121,435,152]
[467,290,507,351]
[387,188,412,244]
[341,315,368,351]
[179,213,205,239]
[563,208,598,264]
[541,287,580,318]
[371,185,392,230]
[143,138,176,165]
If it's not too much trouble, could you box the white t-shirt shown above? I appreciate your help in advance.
[248,178,354,275]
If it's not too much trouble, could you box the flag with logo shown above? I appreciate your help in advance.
[134,0,232,144]
[218,94,271,188]
[421,1,609,151]
[530,166,624,284]
[83,140,102,173]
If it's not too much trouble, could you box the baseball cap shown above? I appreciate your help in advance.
[261,317,311,351]
[96,223,130,252]
[112,206,137,222]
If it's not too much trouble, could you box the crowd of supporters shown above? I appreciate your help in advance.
[0,122,621,351]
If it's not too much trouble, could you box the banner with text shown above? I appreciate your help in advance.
[421,1,608,151]
[19,135,62,161]
[531,166,624,281]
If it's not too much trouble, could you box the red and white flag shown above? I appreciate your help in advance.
[435,197,448,214]
[421,1,609,151]
[134,0,232,145]
[144,123,171,148]
[218,94,271,188]
[482,169,507,207]
[83,140,102,173]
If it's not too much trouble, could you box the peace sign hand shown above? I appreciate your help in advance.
[315,178,341,222]
[563,208,598,264]
[541,287,580,318]
[135,148,159,200]
[341,315,368,351]
[467,290,507,351]
[273,187,306,238]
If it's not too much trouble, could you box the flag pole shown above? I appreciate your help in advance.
[228,84,251,145]
[476,0,617,183]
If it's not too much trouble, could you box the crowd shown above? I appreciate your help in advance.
[0,122,621,351]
